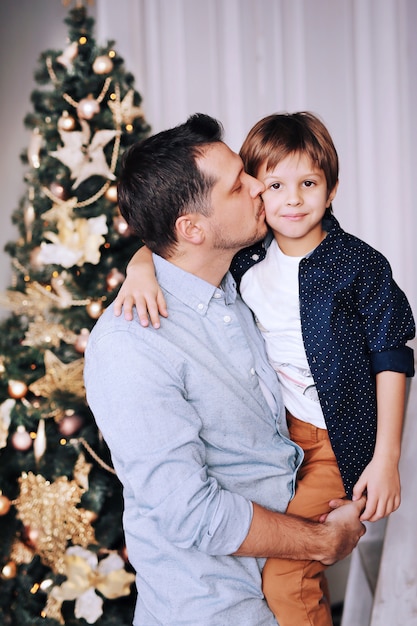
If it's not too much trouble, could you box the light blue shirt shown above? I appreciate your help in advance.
[84,254,302,626]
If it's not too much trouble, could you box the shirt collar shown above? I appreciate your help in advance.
[153,254,237,314]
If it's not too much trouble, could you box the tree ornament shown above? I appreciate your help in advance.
[15,472,96,574]
[34,418,47,462]
[45,547,135,624]
[77,94,100,120]
[30,246,43,268]
[0,492,11,516]
[39,211,108,268]
[58,411,84,436]
[86,299,104,319]
[113,214,131,237]
[28,350,85,399]
[27,128,43,168]
[92,54,114,75]
[0,398,15,448]
[58,110,77,132]
[105,184,118,203]
[23,525,40,549]
[56,41,78,69]
[11,425,33,451]
[10,539,35,565]
[1,561,17,580]
[50,123,117,189]
[78,508,98,523]
[24,186,36,243]
[23,320,77,349]
[106,267,125,291]
[74,328,90,353]
[8,379,28,399]
[49,181,68,200]
[73,452,92,491]
[108,89,144,126]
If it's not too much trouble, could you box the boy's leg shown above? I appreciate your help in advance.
[262,414,346,626]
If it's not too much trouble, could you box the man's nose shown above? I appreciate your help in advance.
[247,174,265,197]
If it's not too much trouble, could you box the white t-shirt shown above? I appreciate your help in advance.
[240,239,326,429]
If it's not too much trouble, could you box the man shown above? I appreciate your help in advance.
[84,113,365,625]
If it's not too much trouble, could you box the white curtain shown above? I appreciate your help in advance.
[95,1,417,620]
[96,0,416,317]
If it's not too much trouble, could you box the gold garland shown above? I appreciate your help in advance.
[70,436,117,475]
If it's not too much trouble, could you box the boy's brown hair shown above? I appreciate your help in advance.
[240,112,339,211]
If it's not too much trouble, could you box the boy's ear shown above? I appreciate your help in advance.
[327,180,339,206]
[175,214,206,245]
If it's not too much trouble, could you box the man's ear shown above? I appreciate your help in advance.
[176,214,206,245]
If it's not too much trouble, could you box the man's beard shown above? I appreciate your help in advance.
[212,207,267,252]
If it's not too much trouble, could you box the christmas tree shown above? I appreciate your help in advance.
[0,4,150,625]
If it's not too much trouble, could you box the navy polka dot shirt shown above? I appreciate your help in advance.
[230,215,415,497]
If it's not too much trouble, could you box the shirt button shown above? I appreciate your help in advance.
[251,254,260,261]
[197,303,204,310]
[213,292,222,299]
[250,368,256,376]
[223,315,231,323]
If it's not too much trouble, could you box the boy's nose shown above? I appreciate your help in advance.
[286,187,302,205]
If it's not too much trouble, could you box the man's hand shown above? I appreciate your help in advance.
[318,496,367,565]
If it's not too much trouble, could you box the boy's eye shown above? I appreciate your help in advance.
[303,180,315,187]
[270,182,281,190]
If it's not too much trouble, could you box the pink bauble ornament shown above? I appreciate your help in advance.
[105,184,118,203]
[74,328,90,353]
[113,214,131,237]
[86,299,104,319]
[106,268,125,291]
[0,494,11,516]
[1,561,17,580]
[77,95,100,120]
[92,55,114,75]
[23,526,39,549]
[49,181,67,200]
[8,379,28,399]
[11,426,32,451]
[58,111,76,132]
[30,246,44,268]
[58,412,84,436]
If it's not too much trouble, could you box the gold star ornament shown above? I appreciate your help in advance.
[29,350,85,399]
[108,89,144,126]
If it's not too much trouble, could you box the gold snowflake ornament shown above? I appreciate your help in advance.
[14,471,96,574]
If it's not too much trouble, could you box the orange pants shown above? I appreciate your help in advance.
[262,413,346,626]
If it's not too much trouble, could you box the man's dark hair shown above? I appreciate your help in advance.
[117,113,224,256]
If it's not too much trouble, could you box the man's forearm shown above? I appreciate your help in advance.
[234,499,366,565]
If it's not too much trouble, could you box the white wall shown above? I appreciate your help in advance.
[95,0,417,319]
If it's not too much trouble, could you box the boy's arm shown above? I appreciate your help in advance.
[352,370,406,521]
[113,246,167,326]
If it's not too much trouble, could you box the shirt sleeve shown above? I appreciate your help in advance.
[355,248,415,377]
[84,325,254,556]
